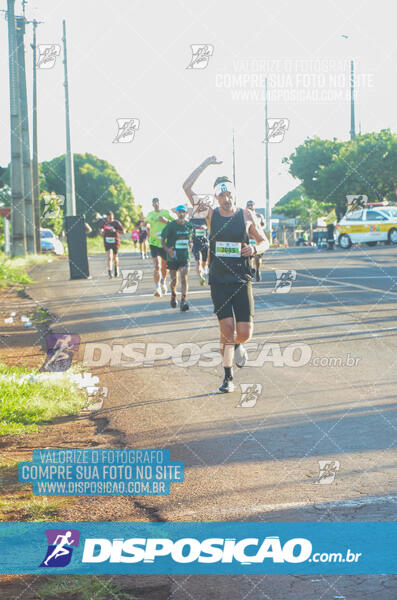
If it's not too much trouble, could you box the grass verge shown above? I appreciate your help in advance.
[86,236,136,254]
[37,576,134,600]
[0,456,70,521]
[0,252,53,288]
[0,364,87,436]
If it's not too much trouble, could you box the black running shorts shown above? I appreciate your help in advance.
[150,244,167,260]
[192,242,209,262]
[210,281,254,322]
[104,244,119,254]
[167,259,189,271]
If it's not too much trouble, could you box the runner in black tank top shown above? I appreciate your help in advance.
[189,212,209,285]
[183,156,269,393]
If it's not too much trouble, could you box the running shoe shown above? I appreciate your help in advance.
[154,285,162,297]
[255,269,261,282]
[235,344,248,368]
[161,279,167,295]
[180,301,189,312]
[218,378,235,393]
[114,267,119,278]
[199,276,206,286]
[170,295,178,308]
[108,270,113,280]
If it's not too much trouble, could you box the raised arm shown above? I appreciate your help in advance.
[182,156,222,205]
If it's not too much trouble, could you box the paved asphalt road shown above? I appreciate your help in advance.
[29,245,397,599]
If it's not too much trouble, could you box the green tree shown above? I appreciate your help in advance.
[283,130,397,217]
[274,193,328,239]
[0,185,11,206]
[40,153,141,228]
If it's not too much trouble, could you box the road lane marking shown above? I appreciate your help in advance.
[299,272,397,297]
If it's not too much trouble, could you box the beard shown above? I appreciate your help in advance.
[221,199,233,211]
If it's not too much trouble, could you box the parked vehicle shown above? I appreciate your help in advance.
[40,228,65,255]
[313,230,328,248]
[335,205,397,249]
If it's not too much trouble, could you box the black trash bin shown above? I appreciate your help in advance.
[65,215,90,279]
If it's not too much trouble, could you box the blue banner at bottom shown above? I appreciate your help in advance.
[0,522,395,574]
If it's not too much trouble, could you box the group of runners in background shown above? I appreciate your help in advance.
[99,156,270,392]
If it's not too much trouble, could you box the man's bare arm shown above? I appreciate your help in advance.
[242,210,270,256]
[161,237,174,259]
[182,156,222,205]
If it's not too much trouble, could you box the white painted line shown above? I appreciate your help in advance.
[325,276,397,280]
[299,272,397,297]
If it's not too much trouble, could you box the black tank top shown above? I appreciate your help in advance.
[190,217,209,244]
[209,208,252,284]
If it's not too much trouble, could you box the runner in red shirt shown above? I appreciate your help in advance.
[100,211,125,279]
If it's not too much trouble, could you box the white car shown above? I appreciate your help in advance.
[335,206,397,249]
[40,228,65,255]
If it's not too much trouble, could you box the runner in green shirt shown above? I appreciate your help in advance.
[161,205,194,312]
[145,198,173,297]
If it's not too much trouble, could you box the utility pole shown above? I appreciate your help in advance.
[61,19,89,280]
[264,77,270,235]
[16,15,35,253]
[31,19,42,253]
[7,0,26,256]
[232,128,236,188]
[350,59,356,140]
[62,19,76,216]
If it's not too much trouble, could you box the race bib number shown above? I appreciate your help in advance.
[195,229,206,237]
[105,237,116,244]
[175,239,189,249]
[249,238,256,246]
[215,241,241,257]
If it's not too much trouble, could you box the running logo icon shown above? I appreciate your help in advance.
[113,118,140,143]
[41,333,80,372]
[237,384,262,407]
[265,119,289,143]
[316,460,340,484]
[37,44,61,69]
[42,193,65,220]
[119,269,143,294]
[186,44,214,69]
[346,194,368,210]
[273,270,296,293]
[40,529,80,567]
[192,194,214,219]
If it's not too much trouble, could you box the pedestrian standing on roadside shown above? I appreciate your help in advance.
[325,207,337,250]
